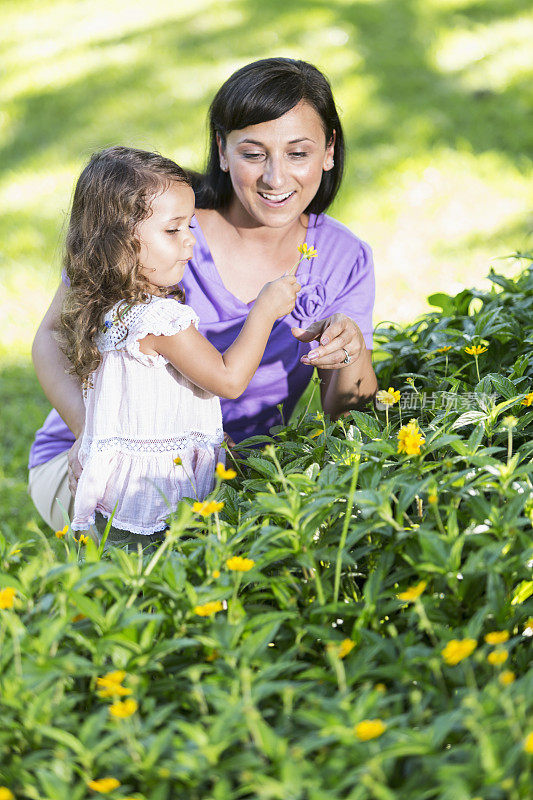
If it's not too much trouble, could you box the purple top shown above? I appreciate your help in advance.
[29,212,374,467]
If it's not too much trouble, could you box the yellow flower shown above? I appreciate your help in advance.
[194,600,223,616]
[499,670,515,686]
[212,570,220,579]
[87,777,121,792]
[109,698,138,718]
[77,534,89,545]
[354,719,386,741]
[376,387,401,405]
[435,345,452,354]
[98,684,132,698]
[487,649,508,666]
[215,462,237,480]
[192,500,224,517]
[524,732,533,754]
[522,392,533,407]
[428,493,438,504]
[484,630,509,645]
[226,555,255,572]
[337,639,356,659]
[0,587,17,610]
[55,525,68,538]
[205,649,220,662]
[465,345,488,356]
[173,456,182,465]
[0,788,15,800]
[397,580,427,602]
[98,670,126,685]
[297,243,318,259]
[374,683,387,693]
[442,638,477,665]
[397,419,425,456]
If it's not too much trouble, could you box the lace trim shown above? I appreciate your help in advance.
[71,510,169,536]
[84,430,224,455]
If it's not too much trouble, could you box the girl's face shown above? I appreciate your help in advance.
[137,182,196,290]
[219,100,335,229]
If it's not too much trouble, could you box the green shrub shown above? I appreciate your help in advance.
[1,257,532,799]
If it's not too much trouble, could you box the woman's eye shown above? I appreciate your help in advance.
[290,152,308,158]
[242,153,264,160]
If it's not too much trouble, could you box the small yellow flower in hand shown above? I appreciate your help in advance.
[0,587,17,610]
[194,600,223,616]
[215,462,237,479]
[192,500,224,517]
[397,580,427,602]
[87,778,121,792]
[442,638,477,665]
[226,555,255,572]
[354,719,386,741]
[297,243,318,259]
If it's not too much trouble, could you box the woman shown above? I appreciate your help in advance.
[29,57,378,531]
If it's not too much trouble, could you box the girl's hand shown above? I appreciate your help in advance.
[256,275,301,320]
[292,313,366,369]
[67,433,84,497]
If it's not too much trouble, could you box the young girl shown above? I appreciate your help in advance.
[60,146,300,548]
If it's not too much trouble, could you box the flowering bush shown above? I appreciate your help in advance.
[0,257,532,798]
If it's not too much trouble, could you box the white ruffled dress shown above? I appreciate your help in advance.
[71,297,224,535]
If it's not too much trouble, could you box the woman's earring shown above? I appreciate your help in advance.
[220,161,228,172]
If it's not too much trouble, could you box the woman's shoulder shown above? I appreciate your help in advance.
[312,213,370,251]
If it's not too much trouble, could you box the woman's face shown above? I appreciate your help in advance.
[219,101,335,229]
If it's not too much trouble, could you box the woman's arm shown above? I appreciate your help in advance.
[31,283,85,438]
[144,276,300,399]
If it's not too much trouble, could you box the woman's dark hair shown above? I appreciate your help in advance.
[59,146,191,384]
[191,58,345,215]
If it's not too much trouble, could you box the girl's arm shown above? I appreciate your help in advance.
[142,275,300,399]
[31,283,85,437]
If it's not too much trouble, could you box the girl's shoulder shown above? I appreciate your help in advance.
[98,297,199,352]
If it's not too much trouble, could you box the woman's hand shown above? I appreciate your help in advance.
[291,313,365,369]
[67,434,83,497]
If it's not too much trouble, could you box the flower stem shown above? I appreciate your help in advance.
[334,443,361,603]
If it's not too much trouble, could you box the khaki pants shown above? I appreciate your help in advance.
[28,451,165,552]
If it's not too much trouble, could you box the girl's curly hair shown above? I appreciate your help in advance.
[58,146,191,384]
